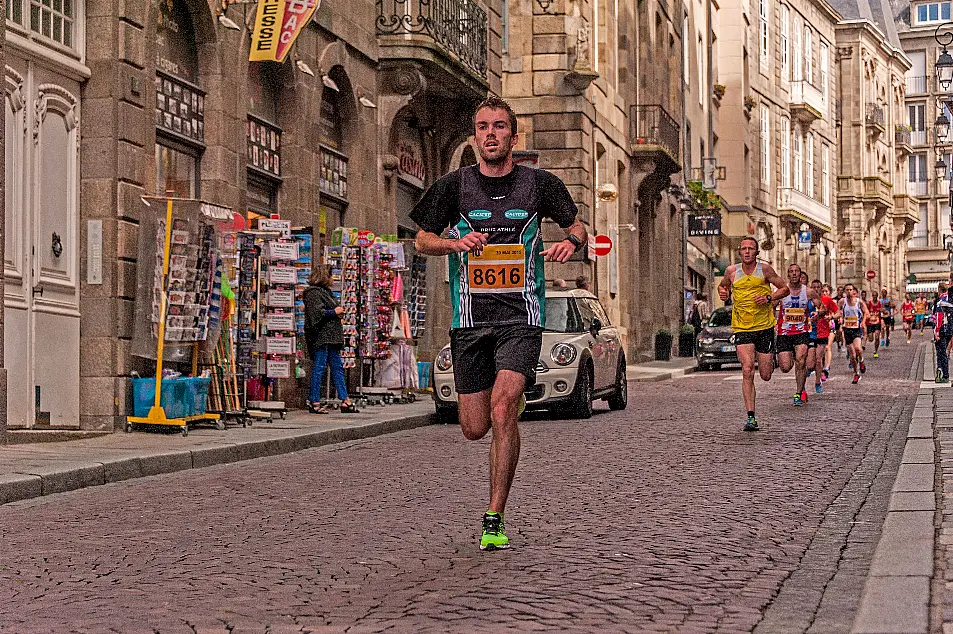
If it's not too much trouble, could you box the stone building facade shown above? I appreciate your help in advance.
[896,10,953,290]
[2,0,501,431]
[502,0,686,358]
[832,12,915,296]
[714,0,840,284]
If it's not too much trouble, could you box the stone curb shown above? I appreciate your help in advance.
[626,363,698,382]
[852,343,933,634]
[0,413,435,507]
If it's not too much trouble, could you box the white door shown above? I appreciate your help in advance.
[5,62,81,428]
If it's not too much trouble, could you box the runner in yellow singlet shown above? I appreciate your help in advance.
[718,237,790,431]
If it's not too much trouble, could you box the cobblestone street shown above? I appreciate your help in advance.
[0,341,921,633]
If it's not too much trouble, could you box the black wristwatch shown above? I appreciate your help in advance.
[566,234,583,252]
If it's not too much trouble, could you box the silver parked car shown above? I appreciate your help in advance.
[431,289,628,421]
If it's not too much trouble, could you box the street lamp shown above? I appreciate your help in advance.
[937,157,949,182]
[936,25,953,90]
[938,111,951,143]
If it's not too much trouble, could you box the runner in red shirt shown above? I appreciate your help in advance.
[901,293,916,343]
[866,295,883,358]
[809,279,840,393]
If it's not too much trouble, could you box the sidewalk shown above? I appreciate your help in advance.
[626,355,699,382]
[852,343,941,634]
[0,399,436,507]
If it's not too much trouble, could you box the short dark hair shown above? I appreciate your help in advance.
[473,96,518,135]
[812,279,822,285]
[787,263,801,273]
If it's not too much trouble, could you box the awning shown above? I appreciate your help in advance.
[906,281,941,293]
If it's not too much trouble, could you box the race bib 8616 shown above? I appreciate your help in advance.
[467,244,525,294]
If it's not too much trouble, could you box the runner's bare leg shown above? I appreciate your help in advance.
[487,369,525,514]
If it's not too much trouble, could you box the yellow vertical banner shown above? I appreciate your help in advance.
[249,0,321,63]
[249,0,285,62]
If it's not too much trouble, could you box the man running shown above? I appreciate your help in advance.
[866,292,883,358]
[776,265,820,405]
[839,284,869,383]
[411,96,585,551]
[901,293,916,343]
[879,288,894,347]
[823,284,837,377]
[809,279,840,392]
[915,292,929,335]
[718,238,789,431]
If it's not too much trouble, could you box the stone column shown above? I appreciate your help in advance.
[0,0,7,442]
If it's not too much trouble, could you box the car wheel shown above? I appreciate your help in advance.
[710,363,721,371]
[607,356,627,411]
[569,363,594,419]
[435,405,458,425]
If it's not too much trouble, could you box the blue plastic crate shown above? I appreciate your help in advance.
[185,377,212,415]
[131,377,189,418]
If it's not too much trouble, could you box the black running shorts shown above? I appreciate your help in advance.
[734,327,775,354]
[450,325,544,394]
[867,323,881,332]
[777,332,811,353]
[843,327,863,343]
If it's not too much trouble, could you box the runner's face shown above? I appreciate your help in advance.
[811,281,821,294]
[739,242,757,263]
[788,267,801,285]
[474,108,516,165]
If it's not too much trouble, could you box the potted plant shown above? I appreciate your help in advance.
[713,84,726,100]
[678,323,696,357]
[655,328,674,361]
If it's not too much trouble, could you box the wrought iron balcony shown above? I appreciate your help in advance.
[630,104,680,167]
[376,0,488,78]
[895,129,912,155]
[865,103,885,135]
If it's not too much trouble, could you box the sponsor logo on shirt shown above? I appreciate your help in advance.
[468,209,492,220]
[504,209,529,220]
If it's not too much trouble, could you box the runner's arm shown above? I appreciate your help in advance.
[761,264,791,304]
[718,266,735,301]
[415,229,487,256]
[541,219,587,263]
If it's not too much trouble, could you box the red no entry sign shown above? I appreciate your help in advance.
[593,234,613,257]
[866,269,876,280]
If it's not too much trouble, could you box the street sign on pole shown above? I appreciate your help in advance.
[593,234,613,257]
[797,231,812,250]
[866,269,876,281]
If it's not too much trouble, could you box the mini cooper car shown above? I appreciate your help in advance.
[695,307,740,370]
[431,289,628,421]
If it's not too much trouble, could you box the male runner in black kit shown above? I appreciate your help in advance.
[411,96,586,550]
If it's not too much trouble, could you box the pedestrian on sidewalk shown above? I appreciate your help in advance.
[688,293,710,335]
[717,237,789,431]
[933,282,953,383]
[303,265,360,414]
[411,95,585,551]
[575,275,591,292]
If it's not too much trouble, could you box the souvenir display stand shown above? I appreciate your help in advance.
[127,197,229,435]
[322,228,424,407]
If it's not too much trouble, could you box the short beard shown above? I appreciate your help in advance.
[478,148,508,166]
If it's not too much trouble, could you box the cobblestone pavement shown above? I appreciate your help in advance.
[0,341,920,633]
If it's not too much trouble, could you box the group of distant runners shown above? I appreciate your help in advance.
[717,237,916,432]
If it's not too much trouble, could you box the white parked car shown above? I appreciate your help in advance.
[431,289,627,421]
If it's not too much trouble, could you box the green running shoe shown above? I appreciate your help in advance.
[744,415,759,432]
[480,511,510,551]
[518,394,526,417]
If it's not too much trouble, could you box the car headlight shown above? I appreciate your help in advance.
[699,336,714,345]
[551,343,577,366]
[435,348,453,371]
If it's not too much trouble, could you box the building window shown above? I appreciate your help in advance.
[781,116,791,188]
[792,18,802,82]
[683,14,690,86]
[247,116,281,178]
[780,5,789,81]
[911,202,929,248]
[805,133,814,197]
[155,73,205,144]
[910,153,928,199]
[760,104,770,185]
[821,143,830,205]
[759,0,769,73]
[793,131,802,191]
[156,142,198,198]
[320,146,348,200]
[698,34,705,106]
[820,42,829,102]
[803,26,813,85]
[247,63,282,182]
[916,2,952,24]
[502,0,509,54]
[247,173,279,217]
[7,0,77,49]
[909,103,926,146]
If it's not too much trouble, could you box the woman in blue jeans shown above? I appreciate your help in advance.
[303,265,359,413]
